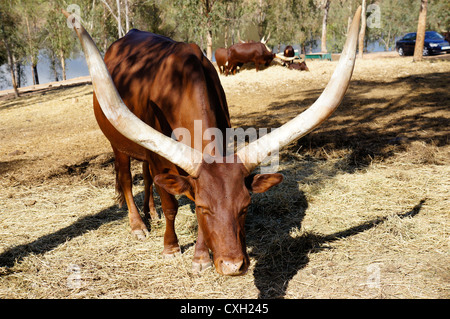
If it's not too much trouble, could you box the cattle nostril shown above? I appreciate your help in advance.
[220,259,245,276]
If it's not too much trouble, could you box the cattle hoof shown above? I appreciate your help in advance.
[162,247,181,259]
[132,229,150,241]
[162,251,181,259]
[192,261,212,273]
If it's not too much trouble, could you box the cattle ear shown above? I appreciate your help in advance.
[154,174,195,200]
[246,173,283,193]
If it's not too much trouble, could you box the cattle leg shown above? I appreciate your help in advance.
[154,184,181,257]
[192,223,212,273]
[142,162,159,220]
[113,148,149,240]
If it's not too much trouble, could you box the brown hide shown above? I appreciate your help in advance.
[94,29,280,275]
[288,61,309,71]
[66,4,361,276]
[95,30,230,162]
[284,45,295,58]
[214,47,228,74]
[227,42,275,74]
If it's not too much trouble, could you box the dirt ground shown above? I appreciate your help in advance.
[0,55,449,299]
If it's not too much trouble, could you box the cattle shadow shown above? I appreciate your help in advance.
[235,72,439,298]
[0,167,425,300]
[248,183,425,299]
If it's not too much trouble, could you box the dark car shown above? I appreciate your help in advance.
[396,31,450,56]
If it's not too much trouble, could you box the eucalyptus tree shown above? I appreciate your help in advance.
[43,1,78,81]
[0,1,22,96]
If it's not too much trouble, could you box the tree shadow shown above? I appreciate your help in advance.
[232,71,450,170]
[0,184,199,275]
[233,71,441,297]
[0,159,30,175]
[0,82,91,111]
[0,206,128,271]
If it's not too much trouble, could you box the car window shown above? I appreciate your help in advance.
[403,34,416,40]
[425,32,444,40]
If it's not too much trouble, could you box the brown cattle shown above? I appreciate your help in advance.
[284,45,295,58]
[227,42,276,74]
[214,47,228,74]
[63,6,361,276]
[288,61,309,71]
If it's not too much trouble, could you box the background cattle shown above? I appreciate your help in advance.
[214,47,229,74]
[227,42,276,74]
[288,61,309,71]
[276,45,309,71]
[284,45,295,58]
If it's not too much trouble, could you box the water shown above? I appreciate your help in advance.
[0,52,89,90]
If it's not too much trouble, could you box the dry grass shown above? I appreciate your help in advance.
[0,56,449,299]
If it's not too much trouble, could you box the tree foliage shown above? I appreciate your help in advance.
[1,0,449,92]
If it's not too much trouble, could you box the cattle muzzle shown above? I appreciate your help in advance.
[215,255,249,276]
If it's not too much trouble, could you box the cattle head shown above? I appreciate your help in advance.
[284,45,295,58]
[64,6,361,276]
[154,156,283,275]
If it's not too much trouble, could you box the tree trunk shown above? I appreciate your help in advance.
[116,0,122,38]
[33,63,39,85]
[224,24,229,48]
[51,55,59,81]
[6,49,19,97]
[100,0,124,38]
[321,0,331,53]
[25,16,38,85]
[90,0,96,30]
[206,29,213,61]
[60,48,66,81]
[30,59,36,85]
[0,11,18,96]
[125,0,129,33]
[13,56,21,88]
[358,0,367,58]
[413,0,428,62]
[102,3,108,52]
[347,16,352,34]
[257,0,265,40]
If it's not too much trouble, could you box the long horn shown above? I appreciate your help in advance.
[275,53,296,62]
[62,10,202,176]
[237,6,361,173]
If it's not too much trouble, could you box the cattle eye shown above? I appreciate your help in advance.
[198,207,213,215]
